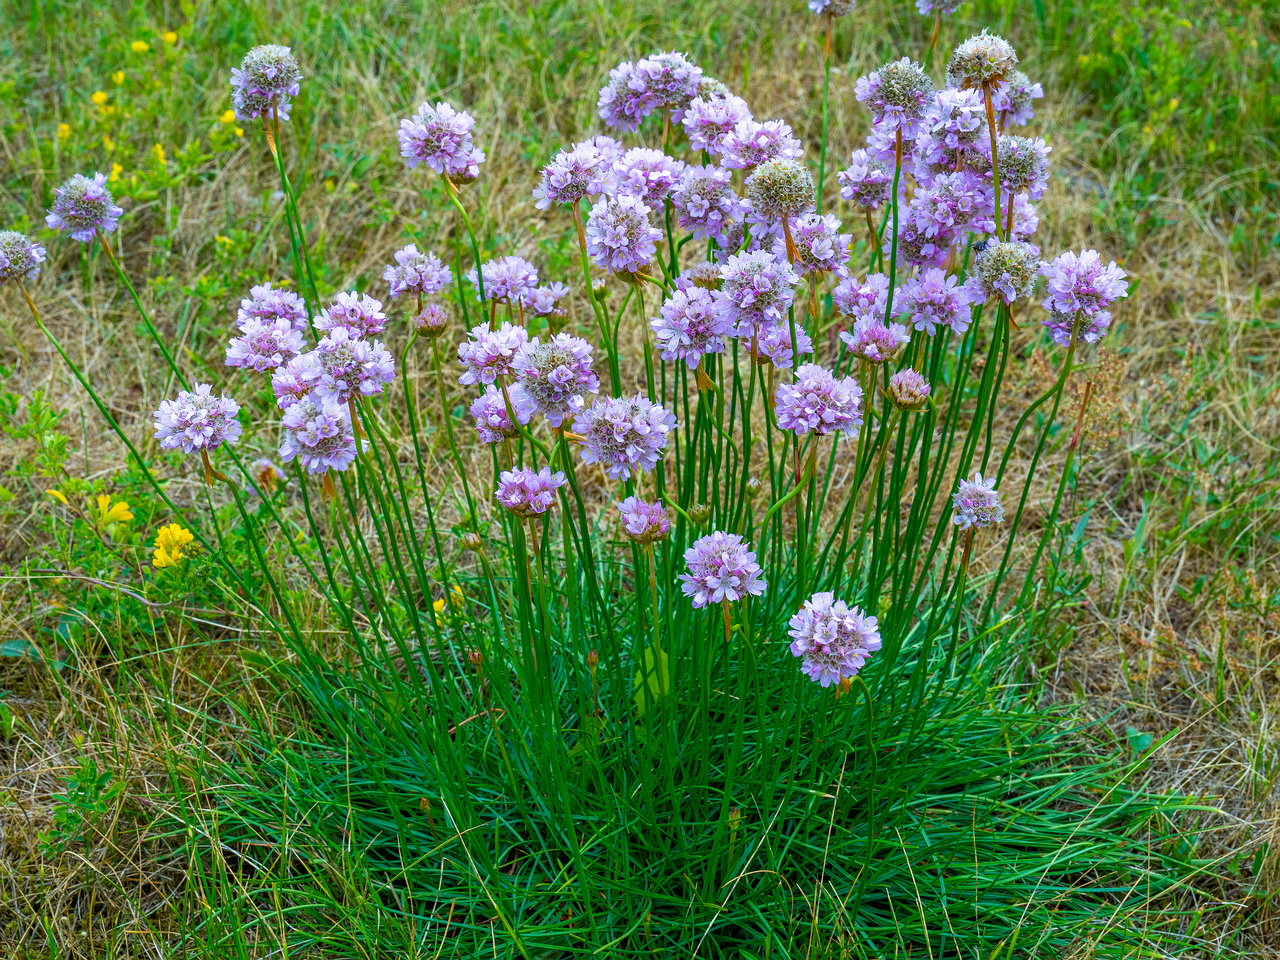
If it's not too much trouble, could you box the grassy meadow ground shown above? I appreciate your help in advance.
[0,0,1278,956]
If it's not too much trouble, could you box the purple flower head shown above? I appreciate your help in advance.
[714,249,799,333]
[153,384,242,453]
[947,32,1019,91]
[964,239,1042,306]
[615,496,671,545]
[597,60,660,133]
[682,94,752,155]
[679,531,765,608]
[1039,249,1128,345]
[914,88,991,178]
[513,333,600,427]
[585,194,662,275]
[888,368,932,410]
[712,220,753,264]
[230,45,302,122]
[307,327,396,404]
[1042,309,1111,347]
[587,135,626,167]
[398,101,480,179]
[993,70,1043,128]
[314,291,388,339]
[809,0,856,14]
[1006,192,1040,238]
[383,244,452,300]
[572,394,677,480]
[837,149,898,209]
[916,0,962,13]
[997,135,1051,199]
[752,320,814,370]
[446,144,486,186]
[652,283,735,368]
[671,164,746,242]
[900,267,970,335]
[457,321,529,386]
[865,116,921,174]
[527,282,569,316]
[841,317,911,364]
[46,173,123,241]
[774,363,863,437]
[238,282,307,332]
[721,118,804,170]
[745,158,815,226]
[893,216,954,270]
[412,302,450,338]
[952,471,1004,529]
[773,212,850,276]
[0,232,46,284]
[633,51,704,122]
[470,383,532,443]
[832,272,889,323]
[855,59,934,136]
[467,256,539,305]
[911,170,994,239]
[496,466,567,518]
[279,394,358,475]
[609,147,684,212]
[533,143,608,209]
[271,355,314,409]
[225,317,306,372]
[789,592,882,686]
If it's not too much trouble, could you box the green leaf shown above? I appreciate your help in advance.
[632,645,670,717]
[1126,726,1154,754]
[0,639,37,659]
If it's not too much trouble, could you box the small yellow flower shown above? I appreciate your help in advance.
[432,585,466,624]
[162,31,178,44]
[152,523,194,568]
[219,109,236,124]
[234,127,244,138]
[151,143,166,165]
[91,91,109,106]
[131,40,150,53]
[47,489,69,505]
[57,123,70,141]
[95,494,135,525]
[103,134,115,152]
[109,162,123,182]
[112,70,125,85]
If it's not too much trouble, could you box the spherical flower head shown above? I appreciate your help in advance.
[225,317,307,372]
[634,51,704,121]
[684,261,723,289]
[467,256,539,304]
[0,231,46,284]
[681,94,752,155]
[952,471,1004,530]
[383,244,452,299]
[809,0,856,15]
[840,317,911,364]
[900,267,970,335]
[412,302,450,338]
[238,282,307,332]
[887,369,932,411]
[714,249,800,332]
[527,282,569,317]
[585,194,662,275]
[745,158,815,225]
[315,291,388,339]
[865,116,921,174]
[271,355,314,409]
[652,283,734,368]
[279,394,358,475]
[997,136,1051,198]
[671,164,746,242]
[993,70,1044,128]
[748,321,814,370]
[1009,192,1040,239]
[609,147,684,212]
[773,212,850,276]
[964,239,1041,306]
[615,497,671,545]
[721,119,804,170]
[153,383,242,453]
[837,149,896,209]
[230,45,303,121]
[308,327,396,403]
[788,592,882,687]
[696,76,732,100]
[398,101,478,176]
[893,216,954,269]
[513,333,600,427]
[445,144,486,186]
[1042,309,1111,347]
[496,466,567,518]
[456,321,529,386]
[855,58,934,135]
[924,88,987,152]
[1039,249,1128,340]
[916,0,961,13]
[911,170,994,239]
[46,172,123,241]
[586,135,626,167]
[572,394,677,480]
[774,363,863,437]
[597,60,659,133]
[832,272,889,324]
[947,32,1019,90]
[469,383,532,443]
[533,142,608,209]
[679,531,765,608]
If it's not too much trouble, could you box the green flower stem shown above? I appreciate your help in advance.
[816,14,833,215]
[443,174,485,303]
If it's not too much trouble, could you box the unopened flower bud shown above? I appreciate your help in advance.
[413,301,449,338]
[689,502,712,525]
[459,532,483,551]
[592,277,610,302]
[466,647,483,669]
[746,477,763,499]
[887,369,932,411]
[587,649,599,671]
[685,261,722,289]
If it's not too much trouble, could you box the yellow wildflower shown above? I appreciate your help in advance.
[103,134,115,152]
[151,143,165,165]
[131,40,150,53]
[47,489,69,505]
[234,127,244,138]
[91,91,109,106]
[219,109,236,124]
[95,494,134,525]
[152,523,194,568]
[112,71,125,85]
[57,123,70,141]
[162,31,178,44]
[432,585,466,624]
[109,162,123,182]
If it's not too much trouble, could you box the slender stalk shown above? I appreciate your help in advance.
[983,83,1003,238]
[816,14,833,215]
